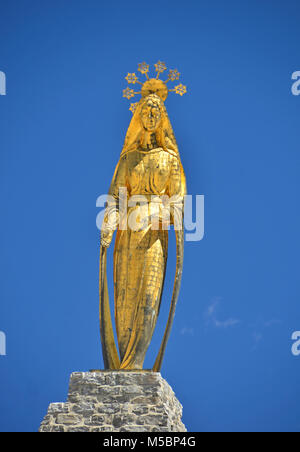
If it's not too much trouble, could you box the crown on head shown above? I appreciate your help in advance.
[122,61,187,114]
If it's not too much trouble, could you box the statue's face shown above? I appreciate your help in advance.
[140,101,161,132]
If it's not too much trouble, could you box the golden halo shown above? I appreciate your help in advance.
[123,61,187,112]
[141,79,168,101]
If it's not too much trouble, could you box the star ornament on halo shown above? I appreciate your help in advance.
[122,87,136,99]
[138,62,150,75]
[154,61,167,78]
[125,73,139,84]
[172,83,187,96]
[129,102,138,113]
[123,61,187,113]
[166,69,180,82]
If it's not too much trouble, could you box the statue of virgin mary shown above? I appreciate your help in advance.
[99,63,187,371]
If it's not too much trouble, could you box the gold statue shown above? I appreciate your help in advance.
[99,61,187,371]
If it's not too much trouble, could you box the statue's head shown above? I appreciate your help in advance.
[140,94,162,132]
[120,62,187,157]
[121,92,178,155]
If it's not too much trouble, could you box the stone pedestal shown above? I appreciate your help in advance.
[39,371,186,432]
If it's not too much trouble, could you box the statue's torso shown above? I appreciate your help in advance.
[124,148,175,196]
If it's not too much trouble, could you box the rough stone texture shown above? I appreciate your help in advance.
[39,371,186,432]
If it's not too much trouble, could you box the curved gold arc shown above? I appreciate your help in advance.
[99,246,120,369]
[152,227,184,372]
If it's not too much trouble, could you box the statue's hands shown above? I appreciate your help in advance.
[101,229,114,248]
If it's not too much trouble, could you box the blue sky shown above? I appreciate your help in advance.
[0,0,300,432]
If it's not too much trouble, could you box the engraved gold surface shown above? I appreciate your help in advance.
[99,63,187,371]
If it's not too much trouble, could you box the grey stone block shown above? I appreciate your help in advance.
[39,371,186,432]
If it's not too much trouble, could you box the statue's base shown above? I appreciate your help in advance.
[39,371,186,432]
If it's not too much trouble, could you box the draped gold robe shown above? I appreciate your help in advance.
[100,142,186,370]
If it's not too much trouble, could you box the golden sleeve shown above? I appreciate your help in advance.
[101,155,128,243]
[166,155,187,228]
